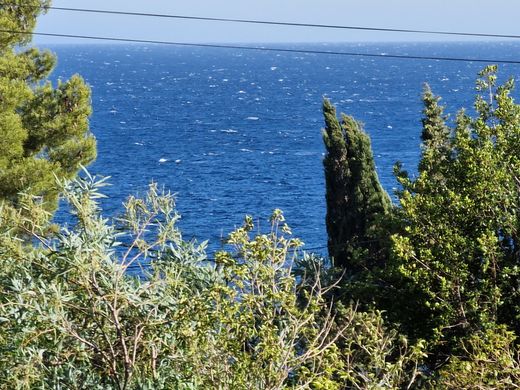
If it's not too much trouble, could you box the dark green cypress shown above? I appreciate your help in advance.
[322,99,390,272]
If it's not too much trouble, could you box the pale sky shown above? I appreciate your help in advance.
[35,0,520,44]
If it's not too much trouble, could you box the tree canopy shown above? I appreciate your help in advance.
[392,65,520,356]
[0,0,96,214]
[323,66,520,386]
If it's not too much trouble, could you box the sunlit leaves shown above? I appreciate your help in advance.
[390,67,520,361]
[0,174,384,388]
[0,1,96,215]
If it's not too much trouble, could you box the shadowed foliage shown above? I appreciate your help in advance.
[322,98,391,274]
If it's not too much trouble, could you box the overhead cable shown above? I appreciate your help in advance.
[4,29,520,64]
[12,3,520,40]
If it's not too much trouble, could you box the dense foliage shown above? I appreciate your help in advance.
[324,66,520,387]
[0,2,426,388]
[322,99,390,272]
[4,1,520,387]
[0,0,96,214]
[0,174,422,389]
[392,65,520,368]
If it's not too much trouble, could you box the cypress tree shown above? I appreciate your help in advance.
[322,99,390,272]
[0,1,96,214]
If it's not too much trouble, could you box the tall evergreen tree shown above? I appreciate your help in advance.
[322,99,390,272]
[0,1,96,214]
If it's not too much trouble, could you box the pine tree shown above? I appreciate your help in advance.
[322,99,390,272]
[0,1,96,214]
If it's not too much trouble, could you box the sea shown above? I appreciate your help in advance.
[48,42,520,255]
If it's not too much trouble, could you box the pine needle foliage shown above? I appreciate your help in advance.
[0,0,96,214]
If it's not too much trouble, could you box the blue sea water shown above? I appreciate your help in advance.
[49,42,520,255]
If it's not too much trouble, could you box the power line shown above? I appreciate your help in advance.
[14,3,520,40]
[4,29,520,64]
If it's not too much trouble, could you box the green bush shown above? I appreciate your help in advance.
[0,173,421,389]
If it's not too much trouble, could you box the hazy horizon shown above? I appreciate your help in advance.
[34,0,520,45]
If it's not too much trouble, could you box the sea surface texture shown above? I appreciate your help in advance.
[50,42,520,255]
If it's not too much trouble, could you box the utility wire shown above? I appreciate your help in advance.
[3,29,520,64]
[11,3,520,40]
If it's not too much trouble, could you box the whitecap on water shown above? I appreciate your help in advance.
[158,158,168,163]
[221,129,238,133]
[246,117,259,121]
[240,148,253,152]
